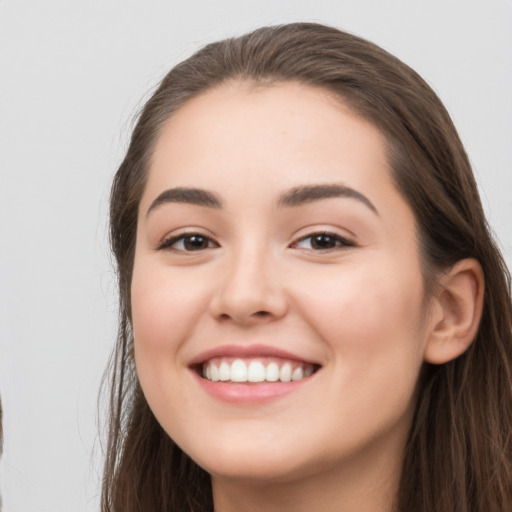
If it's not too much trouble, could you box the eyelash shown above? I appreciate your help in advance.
[157,231,355,253]
[292,232,355,251]
[157,232,218,252]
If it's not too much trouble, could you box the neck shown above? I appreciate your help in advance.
[211,437,403,512]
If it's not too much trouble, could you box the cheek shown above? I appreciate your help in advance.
[130,262,209,431]
[131,263,209,352]
[130,261,208,410]
[290,259,428,377]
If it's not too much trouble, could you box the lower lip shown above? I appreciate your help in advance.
[191,370,313,404]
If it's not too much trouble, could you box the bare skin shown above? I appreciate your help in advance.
[211,425,405,512]
[131,81,484,512]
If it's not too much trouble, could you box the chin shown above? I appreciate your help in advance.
[185,436,314,483]
[205,457,311,485]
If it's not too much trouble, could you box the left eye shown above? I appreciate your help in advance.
[158,233,218,252]
[293,233,354,250]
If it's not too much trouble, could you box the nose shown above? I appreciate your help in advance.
[209,248,288,326]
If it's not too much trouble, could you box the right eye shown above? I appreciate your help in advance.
[291,232,355,252]
[157,233,218,252]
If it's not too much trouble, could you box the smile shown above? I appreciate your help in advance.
[189,344,322,402]
[202,357,317,383]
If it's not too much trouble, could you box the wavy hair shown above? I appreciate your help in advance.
[102,23,512,511]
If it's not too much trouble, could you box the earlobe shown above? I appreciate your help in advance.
[424,258,485,365]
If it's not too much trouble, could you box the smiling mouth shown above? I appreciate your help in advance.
[197,357,320,384]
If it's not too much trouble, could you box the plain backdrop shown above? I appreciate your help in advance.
[0,1,511,511]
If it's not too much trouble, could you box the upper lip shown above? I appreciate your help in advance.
[189,344,322,366]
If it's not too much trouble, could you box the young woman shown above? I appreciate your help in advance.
[102,23,512,512]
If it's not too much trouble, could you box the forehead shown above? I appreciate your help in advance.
[145,81,395,198]
[156,81,378,152]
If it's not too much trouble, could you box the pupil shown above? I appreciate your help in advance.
[312,234,335,249]
[184,235,207,250]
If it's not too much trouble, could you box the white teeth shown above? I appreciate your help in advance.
[292,367,304,381]
[265,362,280,382]
[280,363,292,382]
[248,361,266,382]
[231,359,247,382]
[219,361,230,381]
[202,358,316,383]
[211,364,220,382]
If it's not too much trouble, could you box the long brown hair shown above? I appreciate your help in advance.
[102,23,512,511]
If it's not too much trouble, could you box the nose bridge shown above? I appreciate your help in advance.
[210,236,287,323]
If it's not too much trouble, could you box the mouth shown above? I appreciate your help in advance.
[196,357,321,384]
[189,346,322,403]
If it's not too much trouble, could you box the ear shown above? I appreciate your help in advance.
[424,258,484,365]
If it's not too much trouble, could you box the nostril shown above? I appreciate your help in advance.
[215,310,273,324]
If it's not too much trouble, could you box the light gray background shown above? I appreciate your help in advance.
[0,1,510,511]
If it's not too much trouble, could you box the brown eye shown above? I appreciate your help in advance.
[158,233,218,252]
[310,234,338,249]
[182,235,210,250]
[293,232,354,251]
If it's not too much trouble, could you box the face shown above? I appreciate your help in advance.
[131,82,433,486]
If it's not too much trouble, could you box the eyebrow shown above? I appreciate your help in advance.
[277,183,379,215]
[146,183,378,217]
[146,187,222,216]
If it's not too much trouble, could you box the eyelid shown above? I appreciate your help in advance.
[156,230,219,252]
[290,231,356,251]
